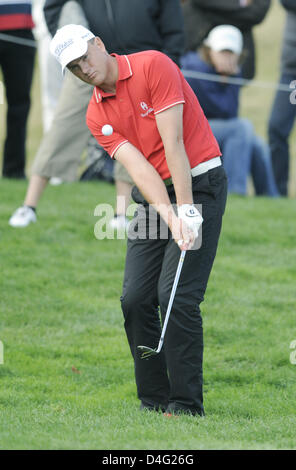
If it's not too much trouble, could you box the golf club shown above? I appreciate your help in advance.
[137,249,186,359]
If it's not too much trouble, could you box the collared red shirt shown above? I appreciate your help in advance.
[86,50,221,180]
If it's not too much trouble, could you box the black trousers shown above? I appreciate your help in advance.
[0,29,35,178]
[121,166,228,415]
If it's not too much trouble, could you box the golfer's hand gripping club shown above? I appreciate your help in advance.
[177,204,203,250]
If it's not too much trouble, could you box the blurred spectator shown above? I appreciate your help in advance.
[33,0,95,188]
[9,0,185,228]
[268,0,296,196]
[181,25,278,196]
[0,1,36,178]
[33,0,99,171]
[33,0,62,133]
[181,0,271,80]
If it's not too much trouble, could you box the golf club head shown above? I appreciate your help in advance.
[137,345,158,359]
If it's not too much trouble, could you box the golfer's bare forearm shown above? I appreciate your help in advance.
[155,104,193,206]
[165,141,193,206]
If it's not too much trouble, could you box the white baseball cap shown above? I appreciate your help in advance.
[50,24,95,74]
[204,25,243,55]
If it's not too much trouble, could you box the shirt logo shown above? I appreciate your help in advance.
[140,101,153,118]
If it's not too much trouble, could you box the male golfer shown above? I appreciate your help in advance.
[50,24,227,416]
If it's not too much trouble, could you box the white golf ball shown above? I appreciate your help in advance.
[102,124,113,136]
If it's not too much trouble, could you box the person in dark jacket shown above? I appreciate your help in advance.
[44,0,184,66]
[181,0,271,80]
[0,1,36,178]
[268,0,296,196]
[9,0,185,228]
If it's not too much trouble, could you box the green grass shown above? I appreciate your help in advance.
[0,180,296,449]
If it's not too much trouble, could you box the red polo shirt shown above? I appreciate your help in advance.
[86,50,221,180]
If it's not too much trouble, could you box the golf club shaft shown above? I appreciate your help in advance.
[156,250,186,353]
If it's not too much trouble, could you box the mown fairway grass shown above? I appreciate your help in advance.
[0,180,296,450]
[0,0,296,451]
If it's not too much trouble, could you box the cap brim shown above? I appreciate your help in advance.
[207,41,241,54]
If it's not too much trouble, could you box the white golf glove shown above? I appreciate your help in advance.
[177,204,203,240]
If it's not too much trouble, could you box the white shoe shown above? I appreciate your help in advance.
[49,177,63,186]
[109,215,130,230]
[9,206,37,228]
